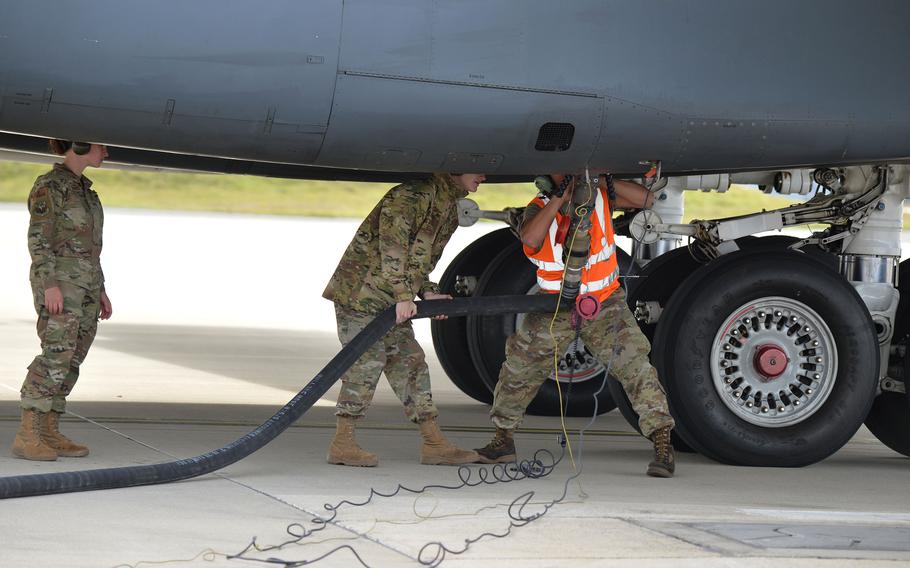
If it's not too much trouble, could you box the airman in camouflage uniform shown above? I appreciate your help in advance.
[12,141,112,461]
[322,173,485,467]
[476,175,677,477]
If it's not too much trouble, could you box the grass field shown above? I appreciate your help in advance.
[0,161,830,222]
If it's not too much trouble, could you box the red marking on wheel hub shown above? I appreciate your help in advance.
[754,344,788,379]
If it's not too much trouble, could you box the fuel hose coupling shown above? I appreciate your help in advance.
[575,293,601,321]
[560,174,597,303]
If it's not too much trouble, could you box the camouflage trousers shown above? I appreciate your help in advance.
[491,288,675,438]
[333,304,438,423]
[21,282,101,413]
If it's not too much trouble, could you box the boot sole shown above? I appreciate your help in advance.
[327,458,378,467]
[420,454,479,466]
[55,449,90,457]
[11,447,57,461]
[475,454,517,464]
[646,465,674,478]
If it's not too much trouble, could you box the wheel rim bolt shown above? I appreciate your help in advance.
[759,312,766,318]
[734,391,741,397]
[721,361,729,368]
[725,377,732,384]
[804,326,810,332]
[790,316,798,322]
[775,311,782,317]
[794,400,801,406]
[732,330,739,336]
[723,344,731,351]
[813,374,820,380]
[746,401,753,408]
[761,407,769,413]
[815,357,823,363]
[806,389,813,395]
[812,340,819,347]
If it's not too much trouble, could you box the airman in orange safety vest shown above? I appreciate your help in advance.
[475,174,678,478]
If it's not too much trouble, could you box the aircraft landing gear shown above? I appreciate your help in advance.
[431,229,515,404]
[864,258,910,457]
[609,245,701,451]
[652,249,879,466]
[432,227,633,417]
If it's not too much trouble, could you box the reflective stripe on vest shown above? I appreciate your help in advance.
[537,265,619,293]
[527,219,564,271]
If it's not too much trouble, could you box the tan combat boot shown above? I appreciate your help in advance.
[418,417,479,465]
[646,426,675,478]
[41,410,89,457]
[11,409,57,461]
[326,415,379,467]
[475,428,517,464]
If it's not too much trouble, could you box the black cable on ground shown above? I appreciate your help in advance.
[226,450,563,568]
[0,294,558,500]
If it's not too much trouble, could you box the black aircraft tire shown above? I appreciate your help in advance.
[431,228,517,404]
[466,240,636,417]
[737,235,838,270]
[863,259,910,458]
[608,247,701,450]
[612,237,835,448]
[655,250,879,467]
[611,236,834,443]
[864,392,910,458]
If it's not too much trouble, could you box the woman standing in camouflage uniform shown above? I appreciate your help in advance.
[11,140,112,461]
[323,173,485,467]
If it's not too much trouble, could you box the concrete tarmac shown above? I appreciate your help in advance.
[1,204,909,567]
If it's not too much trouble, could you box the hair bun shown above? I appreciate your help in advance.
[48,139,72,156]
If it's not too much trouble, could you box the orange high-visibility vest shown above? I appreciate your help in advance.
[523,187,620,302]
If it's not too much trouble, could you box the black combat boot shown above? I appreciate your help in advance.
[646,426,675,478]
[475,427,516,464]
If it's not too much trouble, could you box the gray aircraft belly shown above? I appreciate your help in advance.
[1,0,910,176]
[0,1,341,163]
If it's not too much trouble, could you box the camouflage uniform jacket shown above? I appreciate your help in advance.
[323,174,467,314]
[27,163,105,292]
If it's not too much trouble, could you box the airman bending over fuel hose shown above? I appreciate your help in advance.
[323,173,486,467]
[475,174,677,478]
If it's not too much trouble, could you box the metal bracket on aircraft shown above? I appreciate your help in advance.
[880,377,906,394]
[454,275,478,297]
[457,198,526,237]
[633,300,662,324]
[457,198,525,225]
[628,210,698,244]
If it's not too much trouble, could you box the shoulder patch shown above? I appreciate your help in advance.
[29,186,52,219]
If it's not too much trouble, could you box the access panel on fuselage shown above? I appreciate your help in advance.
[320,0,607,174]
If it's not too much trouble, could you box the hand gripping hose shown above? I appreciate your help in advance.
[0,294,559,500]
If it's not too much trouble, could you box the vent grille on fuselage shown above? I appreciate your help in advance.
[534,122,575,152]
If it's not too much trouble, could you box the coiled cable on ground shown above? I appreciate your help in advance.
[0,294,558,500]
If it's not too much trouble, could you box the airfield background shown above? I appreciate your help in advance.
[0,161,801,221]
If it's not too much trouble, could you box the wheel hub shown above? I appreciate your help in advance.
[516,287,605,385]
[754,344,788,379]
[710,296,838,428]
[551,337,603,383]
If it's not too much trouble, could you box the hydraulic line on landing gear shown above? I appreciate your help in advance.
[0,294,559,500]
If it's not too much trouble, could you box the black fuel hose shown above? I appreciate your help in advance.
[0,294,559,500]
